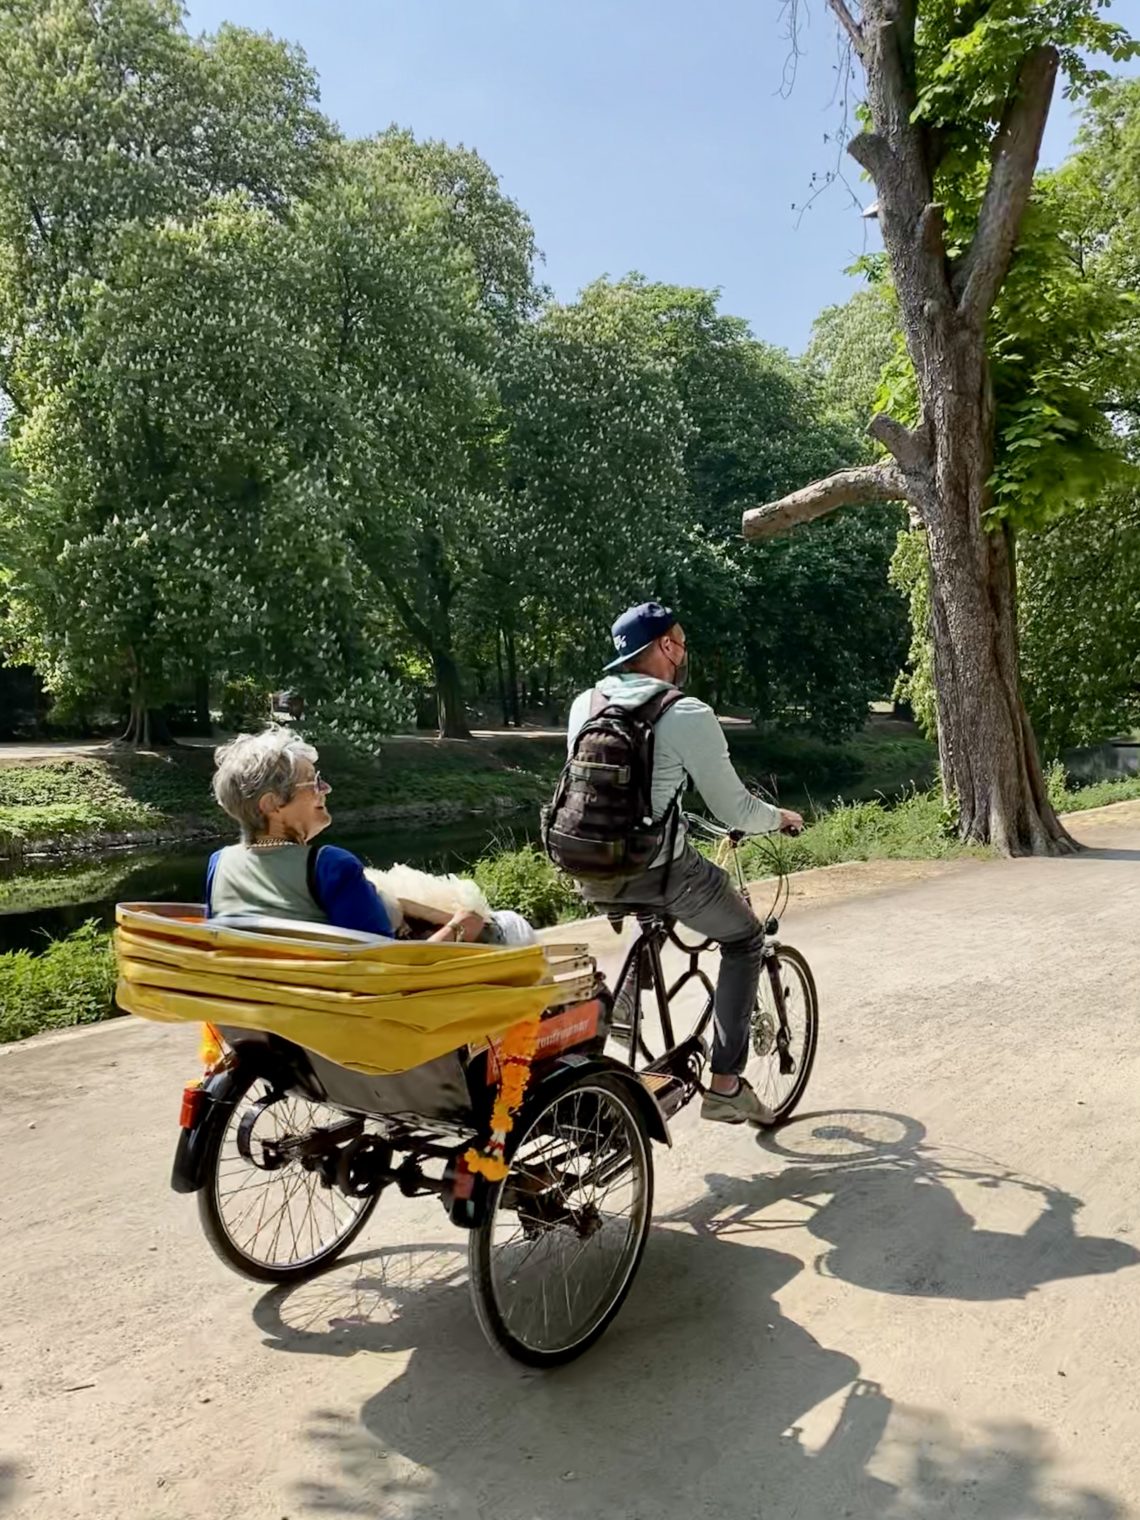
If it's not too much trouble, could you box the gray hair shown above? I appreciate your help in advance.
[211,725,318,842]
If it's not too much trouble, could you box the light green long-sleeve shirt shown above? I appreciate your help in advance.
[566,674,781,862]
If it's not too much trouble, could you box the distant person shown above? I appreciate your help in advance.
[206,727,531,944]
[561,602,802,1126]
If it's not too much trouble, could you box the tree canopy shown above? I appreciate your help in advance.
[0,0,1135,774]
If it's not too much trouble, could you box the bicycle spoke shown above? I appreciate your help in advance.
[484,1082,649,1356]
[213,1090,371,1269]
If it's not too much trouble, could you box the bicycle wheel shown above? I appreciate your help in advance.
[746,944,819,1125]
[469,1072,654,1367]
[198,1070,379,1286]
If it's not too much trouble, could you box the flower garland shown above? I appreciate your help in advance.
[464,1017,541,1182]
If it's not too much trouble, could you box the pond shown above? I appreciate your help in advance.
[0,814,538,955]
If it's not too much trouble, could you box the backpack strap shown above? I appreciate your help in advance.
[305,843,327,915]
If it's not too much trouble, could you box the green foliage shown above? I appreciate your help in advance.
[219,678,271,734]
[0,921,117,1042]
[806,285,899,430]
[473,842,581,929]
[888,529,938,739]
[1019,488,1140,754]
[1058,773,1140,811]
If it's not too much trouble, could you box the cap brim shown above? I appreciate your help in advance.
[602,639,653,672]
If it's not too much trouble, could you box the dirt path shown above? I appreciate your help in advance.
[2,805,1139,1519]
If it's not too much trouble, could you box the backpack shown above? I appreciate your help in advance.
[542,689,685,882]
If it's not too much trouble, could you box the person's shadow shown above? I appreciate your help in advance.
[258,1201,1126,1518]
[663,1110,1140,1303]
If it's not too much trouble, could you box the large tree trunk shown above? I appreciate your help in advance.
[504,629,521,728]
[432,647,470,740]
[121,656,175,748]
[742,0,1074,855]
[920,330,1073,852]
[121,700,174,748]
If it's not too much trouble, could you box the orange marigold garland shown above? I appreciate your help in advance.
[464,1017,541,1182]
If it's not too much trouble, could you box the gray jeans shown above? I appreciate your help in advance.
[585,845,763,1076]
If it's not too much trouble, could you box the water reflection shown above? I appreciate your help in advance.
[0,816,537,952]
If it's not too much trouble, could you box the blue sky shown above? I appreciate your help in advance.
[187,0,1118,354]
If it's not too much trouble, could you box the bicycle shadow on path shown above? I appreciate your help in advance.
[666,1109,1140,1303]
[261,1213,1126,1518]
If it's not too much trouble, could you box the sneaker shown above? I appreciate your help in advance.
[701,1078,776,1127]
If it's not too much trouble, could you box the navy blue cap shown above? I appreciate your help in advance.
[603,601,677,671]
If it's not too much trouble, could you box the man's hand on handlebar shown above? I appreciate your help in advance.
[779,809,805,836]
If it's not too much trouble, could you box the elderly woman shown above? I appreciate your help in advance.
[207,727,486,943]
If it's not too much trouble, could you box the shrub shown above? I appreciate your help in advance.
[0,922,118,1043]
[473,842,582,928]
[219,677,272,733]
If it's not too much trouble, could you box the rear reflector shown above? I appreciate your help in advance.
[179,1081,205,1130]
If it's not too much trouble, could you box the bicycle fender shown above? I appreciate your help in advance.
[528,1053,672,1148]
[170,1064,248,1195]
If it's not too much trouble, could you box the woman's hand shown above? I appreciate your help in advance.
[427,910,487,944]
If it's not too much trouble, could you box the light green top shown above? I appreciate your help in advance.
[566,673,782,862]
[208,843,328,923]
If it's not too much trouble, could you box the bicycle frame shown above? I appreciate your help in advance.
[606,823,797,1088]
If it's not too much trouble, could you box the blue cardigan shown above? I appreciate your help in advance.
[206,844,395,936]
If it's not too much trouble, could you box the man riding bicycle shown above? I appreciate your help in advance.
[565,602,803,1126]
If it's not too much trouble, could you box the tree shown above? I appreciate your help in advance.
[0,0,335,741]
[0,200,396,744]
[481,286,691,710]
[745,0,1138,854]
[1018,487,1140,756]
[572,278,907,734]
[331,133,538,739]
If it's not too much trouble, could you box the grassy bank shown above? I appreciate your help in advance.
[6,765,1136,1045]
[0,722,936,858]
[0,921,117,1043]
[0,740,557,858]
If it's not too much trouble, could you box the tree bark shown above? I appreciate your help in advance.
[922,337,1071,851]
[121,700,175,749]
[742,0,1075,855]
[504,630,521,728]
[432,647,471,740]
[495,627,510,727]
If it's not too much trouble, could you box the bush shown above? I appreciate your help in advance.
[733,788,977,880]
[0,922,118,1043]
[473,842,582,928]
[219,677,272,733]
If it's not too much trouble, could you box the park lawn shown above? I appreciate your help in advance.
[5,768,1140,1044]
[0,723,939,857]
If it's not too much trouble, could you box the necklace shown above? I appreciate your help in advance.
[246,838,297,850]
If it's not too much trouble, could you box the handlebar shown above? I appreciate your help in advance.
[682,810,803,841]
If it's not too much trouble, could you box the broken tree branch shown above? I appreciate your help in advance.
[868,413,932,476]
[826,0,864,56]
[742,462,912,541]
[954,44,1059,324]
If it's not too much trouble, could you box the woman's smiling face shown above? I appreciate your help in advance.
[260,755,332,842]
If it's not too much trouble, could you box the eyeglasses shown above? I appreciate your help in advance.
[295,771,331,796]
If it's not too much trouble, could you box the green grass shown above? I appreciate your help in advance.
[1060,775,1140,812]
[5,768,1138,1044]
[473,841,581,928]
[0,739,560,856]
[0,921,118,1043]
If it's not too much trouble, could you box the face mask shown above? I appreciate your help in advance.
[669,648,689,689]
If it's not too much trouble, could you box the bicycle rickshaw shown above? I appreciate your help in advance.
[116,817,817,1367]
